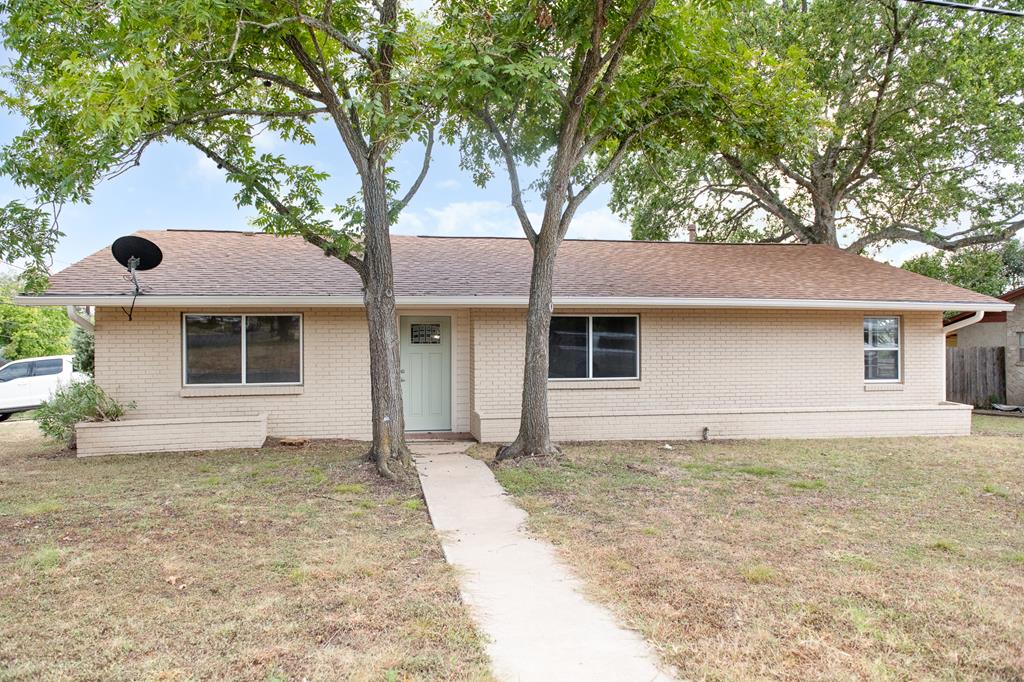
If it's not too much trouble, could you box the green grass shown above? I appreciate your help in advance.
[0,420,491,681]
[20,500,64,515]
[486,415,1024,681]
[18,546,61,573]
[740,564,775,584]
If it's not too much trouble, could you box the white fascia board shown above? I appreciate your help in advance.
[13,293,1016,312]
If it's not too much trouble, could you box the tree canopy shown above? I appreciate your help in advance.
[611,0,1024,253]
[0,0,437,256]
[0,274,70,361]
[902,238,1024,298]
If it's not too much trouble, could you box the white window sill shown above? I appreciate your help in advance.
[548,379,641,390]
[181,385,304,398]
[864,383,904,392]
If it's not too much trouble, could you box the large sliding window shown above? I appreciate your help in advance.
[549,315,639,380]
[864,316,900,382]
[184,314,302,385]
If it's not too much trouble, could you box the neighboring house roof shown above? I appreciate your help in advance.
[19,229,1013,311]
[944,286,1024,325]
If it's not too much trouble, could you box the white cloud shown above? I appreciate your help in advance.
[191,151,224,183]
[395,200,535,237]
[394,200,634,241]
[564,206,631,241]
[435,178,461,191]
[253,129,282,153]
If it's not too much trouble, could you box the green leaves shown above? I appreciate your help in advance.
[0,0,443,260]
[0,273,71,360]
[0,202,60,281]
[612,0,1024,252]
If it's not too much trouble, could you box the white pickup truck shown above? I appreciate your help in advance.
[0,355,86,422]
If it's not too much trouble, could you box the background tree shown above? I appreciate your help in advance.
[0,273,71,361]
[902,250,1008,299]
[71,326,95,376]
[440,0,805,459]
[1,0,441,478]
[611,0,1024,253]
[902,237,1024,298]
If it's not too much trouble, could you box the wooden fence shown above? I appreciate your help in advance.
[946,346,1005,407]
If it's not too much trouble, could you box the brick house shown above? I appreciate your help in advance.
[946,287,1024,404]
[16,230,1013,455]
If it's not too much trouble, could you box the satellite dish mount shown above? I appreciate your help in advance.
[111,235,163,321]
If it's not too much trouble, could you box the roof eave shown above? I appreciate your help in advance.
[14,294,1016,313]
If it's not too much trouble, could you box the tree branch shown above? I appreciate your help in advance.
[845,218,1023,254]
[478,108,537,245]
[721,152,815,243]
[391,126,434,216]
[283,34,369,172]
[180,133,366,276]
[239,14,379,69]
[229,65,324,101]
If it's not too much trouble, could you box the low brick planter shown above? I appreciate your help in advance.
[76,414,268,457]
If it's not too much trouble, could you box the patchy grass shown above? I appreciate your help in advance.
[0,421,491,681]
[972,414,1024,436]
[479,416,1024,681]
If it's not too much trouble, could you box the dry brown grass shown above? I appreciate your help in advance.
[477,417,1024,681]
[0,421,491,681]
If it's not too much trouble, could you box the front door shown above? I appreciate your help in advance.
[400,316,452,432]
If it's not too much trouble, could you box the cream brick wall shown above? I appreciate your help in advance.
[94,305,968,446]
[77,415,267,457]
[94,306,471,440]
[469,308,971,441]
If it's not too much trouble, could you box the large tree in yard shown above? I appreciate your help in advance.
[611,0,1024,253]
[0,0,440,478]
[440,0,806,459]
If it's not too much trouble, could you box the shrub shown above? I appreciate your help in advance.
[71,326,95,376]
[36,381,134,449]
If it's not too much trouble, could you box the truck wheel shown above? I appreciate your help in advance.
[0,413,11,422]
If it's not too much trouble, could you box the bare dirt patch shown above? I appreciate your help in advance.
[481,418,1024,680]
[0,422,491,681]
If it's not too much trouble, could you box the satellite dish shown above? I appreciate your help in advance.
[110,235,162,321]
[112,235,163,271]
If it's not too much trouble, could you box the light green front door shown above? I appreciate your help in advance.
[400,316,452,432]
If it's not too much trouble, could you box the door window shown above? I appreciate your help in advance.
[0,362,32,382]
[32,359,64,376]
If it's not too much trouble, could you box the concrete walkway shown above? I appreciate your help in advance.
[411,441,674,682]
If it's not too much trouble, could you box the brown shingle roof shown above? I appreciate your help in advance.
[34,229,1007,308]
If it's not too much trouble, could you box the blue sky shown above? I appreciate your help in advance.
[0,109,636,276]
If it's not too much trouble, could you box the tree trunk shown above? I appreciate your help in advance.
[360,168,411,479]
[496,234,561,460]
[812,196,839,247]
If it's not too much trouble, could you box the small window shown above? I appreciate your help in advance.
[184,314,302,386]
[32,359,64,377]
[411,323,442,345]
[864,316,900,382]
[0,361,32,382]
[549,315,639,380]
[1018,332,1024,364]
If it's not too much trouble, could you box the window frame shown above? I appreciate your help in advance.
[863,315,901,384]
[1017,331,1024,364]
[181,313,304,387]
[549,314,640,381]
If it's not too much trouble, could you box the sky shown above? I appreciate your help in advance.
[0,39,931,277]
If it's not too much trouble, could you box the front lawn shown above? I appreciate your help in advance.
[478,417,1024,680]
[0,421,491,681]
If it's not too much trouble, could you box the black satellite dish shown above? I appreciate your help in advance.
[111,235,163,320]
[112,235,163,271]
